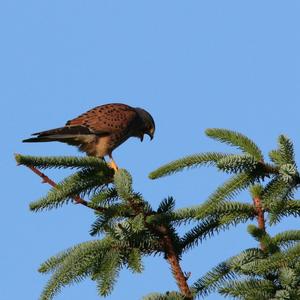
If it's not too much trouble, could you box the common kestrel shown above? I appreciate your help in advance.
[23,103,155,170]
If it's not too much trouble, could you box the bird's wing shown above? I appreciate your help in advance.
[23,125,95,144]
[31,125,92,137]
[23,103,139,148]
[65,103,139,135]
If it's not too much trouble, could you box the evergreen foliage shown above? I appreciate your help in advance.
[29,168,112,211]
[150,128,300,299]
[17,128,300,299]
[205,128,263,160]
[192,232,300,299]
[15,154,107,170]
[142,292,186,300]
[148,152,229,179]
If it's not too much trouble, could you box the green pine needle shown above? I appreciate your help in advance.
[267,200,300,225]
[39,239,113,300]
[192,262,234,297]
[241,243,300,275]
[95,251,121,296]
[216,154,259,174]
[263,177,294,201]
[278,135,296,165]
[219,279,275,299]
[39,249,72,274]
[272,230,300,249]
[279,163,298,183]
[15,154,108,170]
[90,188,119,206]
[149,152,229,179]
[199,172,255,218]
[127,248,144,273]
[157,197,176,213]
[89,204,131,236]
[114,169,134,201]
[205,128,263,161]
[249,184,264,198]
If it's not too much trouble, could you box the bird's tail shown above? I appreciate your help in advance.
[22,126,91,143]
[23,136,57,142]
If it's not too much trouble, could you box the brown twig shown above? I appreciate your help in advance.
[253,196,266,251]
[154,225,193,299]
[26,165,106,213]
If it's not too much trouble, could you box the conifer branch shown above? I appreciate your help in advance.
[205,128,264,161]
[15,154,106,170]
[113,170,193,298]
[191,261,235,297]
[17,129,300,299]
[241,242,300,275]
[149,152,229,179]
[25,165,106,213]
[272,230,300,249]
[219,279,275,299]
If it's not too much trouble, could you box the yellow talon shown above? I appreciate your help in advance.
[107,160,119,172]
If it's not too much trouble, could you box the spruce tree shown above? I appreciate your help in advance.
[150,128,300,299]
[16,128,300,299]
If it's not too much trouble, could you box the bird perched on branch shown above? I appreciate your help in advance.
[23,103,155,171]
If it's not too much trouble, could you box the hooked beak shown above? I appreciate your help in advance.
[140,133,153,142]
[146,132,154,141]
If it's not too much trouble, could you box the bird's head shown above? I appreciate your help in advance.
[135,107,155,142]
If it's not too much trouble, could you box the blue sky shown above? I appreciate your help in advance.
[1,1,300,299]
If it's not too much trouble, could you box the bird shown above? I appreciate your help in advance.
[23,103,155,171]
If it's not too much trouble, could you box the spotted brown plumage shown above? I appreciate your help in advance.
[23,103,155,170]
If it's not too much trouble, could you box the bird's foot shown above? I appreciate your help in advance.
[107,160,119,172]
